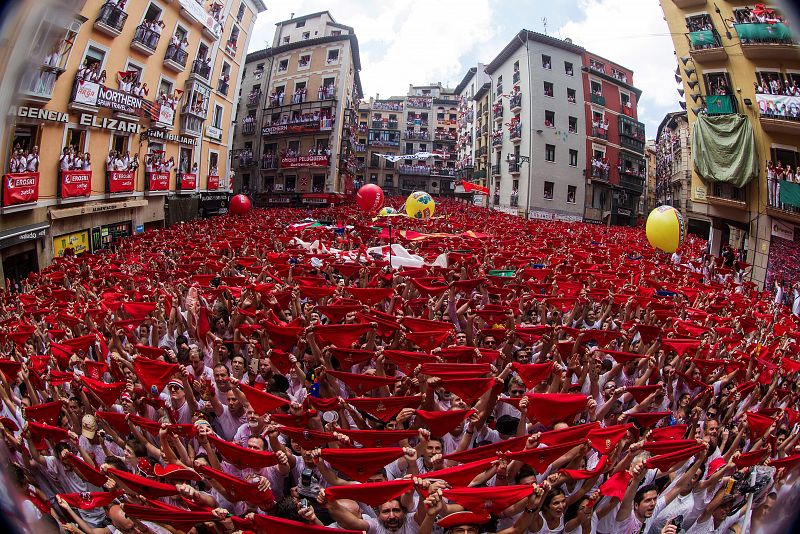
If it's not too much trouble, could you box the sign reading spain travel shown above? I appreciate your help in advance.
[280,155,330,169]
[107,170,136,194]
[3,172,40,206]
[179,173,197,191]
[146,172,170,192]
[60,170,92,198]
[207,175,220,190]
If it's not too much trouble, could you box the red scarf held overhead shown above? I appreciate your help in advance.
[106,468,178,499]
[502,393,588,426]
[121,301,157,319]
[239,382,289,415]
[644,444,705,471]
[337,428,419,447]
[419,457,496,487]
[511,361,554,388]
[599,470,632,500]
[196,464,275,505]
[238,514,365,534]
[587,424,633,454]
[559,455,608,480]
[345,286,394,305]
[626,412,671,430]
[58,490,123,509]
[80,376,126,406]
[443,485,534,515]
[405,330,452,351]
[314,323,372,347]
[326,370,398,396]
[502,440,587,473]
[121,504,218,531]
[207,434,279,469]
[320,447,405,483]
[745,411,775,440]
[278,426,337,449]
[133,357,179,392]
[23,400,64,425]
[414,409,475,436]
[346,395,422,422]
[324,479,414,507]
[438,377,495,406]
[733,448,769,469]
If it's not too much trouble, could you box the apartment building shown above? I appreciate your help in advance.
[661,0,800,285]
[485,31,587,221]
[0,0,265,283]
[230,11,362,208]
[645,139,658,214]
[582,52,646,226]
[454,64,491,205]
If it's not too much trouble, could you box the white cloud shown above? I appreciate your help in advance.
[247,0,499,97]
[559,0,680,138]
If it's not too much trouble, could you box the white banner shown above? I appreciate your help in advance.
[756,93,800,119]
[379,151,443,163]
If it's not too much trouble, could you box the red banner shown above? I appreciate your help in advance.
[179,173,197,191]
[3,172,40,206]
[107,170,135,194]
[280,155,330,169]
[207,175,219,190]
[146,172,169,192]
[60,170,91,198]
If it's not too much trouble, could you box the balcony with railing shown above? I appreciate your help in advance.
[491,164,501,176]
[131,23,160,55]
[164,43,189,73]
[494,106,504,122]
[687,28,728,62]
[432,167,455,177]
[247,90,262,107]
[510,124,522,143]
[709,182,746,208]
[181,113,204,136]
[590,164,610,181]
[473,169,487,180]
[261,155,278,170]
[508,161,521,174]
[353,142,367,152]
[510,93,522,112]
[591,125,609,140]
[19,61,64,104]
[705,94,737,116]
[190,59,212,81]
[435,131,457,143]
[618,116,646,153]
[404,130,429,141]
[399,165,432,176]
[673,0,706,8]
[406,119,429,128]
[493,194,500,206]
[369,137,401,148]
[513,71,520,85]
[619,174,644,195]
[734,21,798,59]
[590,93,605,106]
[758,94,800,135]
[94,2,128,37]
[476,146,488,158]
[491,133,503,147]
[242,120,256,135]
[217,79,229,96]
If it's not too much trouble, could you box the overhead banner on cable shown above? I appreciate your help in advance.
[378,152,444,163]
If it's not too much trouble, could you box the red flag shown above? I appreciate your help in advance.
[443,485,534,515]
[321,447,405,482]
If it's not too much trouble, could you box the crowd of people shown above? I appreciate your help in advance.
[7,145,39,174]
[104,151,139,173]
[1,199,800,534]
[753,74,800,97]
[766,159,799,210]
[591,157,611,179]
[407,97,433,109]
[732,6,786,26]
[374,102,404,112]
[144,152,175,175]
[58,147,92,172]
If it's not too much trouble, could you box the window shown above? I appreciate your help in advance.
[112,134,128,154]
[513,60,519,72]
[331,30,341,36]
[385,174,393,186]
[327,49,339,63]
[83,45,106,71]
[565,61,574,76]
[302,32,310,40]
[228,26,239,50]
[496,75,503,96]
[544,110,555,128]
[567,88,576,103]
[541,55,551,69]
[544,181,554,200]
[569,149,578,167]
[144,3,162,22]
[545,144,555,162]
[296,20,306,28]
[278,59,288,72]
[282,36,290,44]
[209,152,219,175]
[590,81,602,96]
[620,92,631,108]
[65,128,86,153]
[179,147,193,173]
[158,79,173,100]
[543,81,554,97]
[299,54,311,68]
[370,174,378,183]
[237,3,245,22]
[285,175,296,191]
[568,116,578,133]
[567,185,576,203]
[124,62,143,84]
[212,104,223,128]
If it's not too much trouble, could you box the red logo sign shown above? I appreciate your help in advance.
[107,170,135,194]
[60,170,91,198]
[207,175,220,190]
[280,155,330,169]
[2,172,40,206]
[179,173,197,191]
[147,172,170,191]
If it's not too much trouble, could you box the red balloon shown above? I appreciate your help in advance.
[356,184,384,214]
[229,194,252,215]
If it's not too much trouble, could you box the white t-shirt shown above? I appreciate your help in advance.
[365,515,420,534]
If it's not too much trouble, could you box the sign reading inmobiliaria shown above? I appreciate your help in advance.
[107,170,135,194]
[60,170,92,198]
[280,155,330,169]
[3,172,40,206]
[146,172,170,192]
[179,173,197,191]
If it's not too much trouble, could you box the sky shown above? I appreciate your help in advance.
[248,0,681,138]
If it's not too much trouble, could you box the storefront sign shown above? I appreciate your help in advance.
[146,172,170,192]
[11,106,69,123]
[528,210,583,223]
[74,80,143,114]
[267,196,292,204]
[60,170,91,199]
[280,155,330,169]
[771,220,796,241]
[135,225,144,233]
[199,192,231,217]
[694,186,707,201]
[262,120,329,137]
[616,208,632,217]
[53,230,90,257]
[0,223,48,250]
[141,129,197,146]
[92,221,131,251]
[205,125,222,141]
[79,113,140,134]
[179,173,197,191]
[207,175,220,190]
[3,172,40,206]
[107,170,136,193]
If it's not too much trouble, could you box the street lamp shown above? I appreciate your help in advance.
[514,154,531,218]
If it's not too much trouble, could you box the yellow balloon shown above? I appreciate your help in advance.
[405,191,436,219]
[646,206,686,253]
[378,207,397,216]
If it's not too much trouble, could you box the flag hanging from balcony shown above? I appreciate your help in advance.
[457,181,489,195]
[691,114,758,189]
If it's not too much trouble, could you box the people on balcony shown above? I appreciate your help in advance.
[406,96,431,108]
[591,157,609,178]
[291,87,307,104]
[768,159,800,210]
[317,85,335,100]
[157,90,179,110]
[686,16,712,33]
[8,146,38,174]
[269,90,284,107]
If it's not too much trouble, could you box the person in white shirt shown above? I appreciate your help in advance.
[59,147,73,171]
[106,150,116,172]
[26,147,39,172]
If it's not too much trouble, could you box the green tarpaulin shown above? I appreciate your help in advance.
[692,114,759,188]
[780,180,800,209]
[734,23,793,43]
[488,270,516,277]
[706,95,735,115]
[689,30,716,47]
